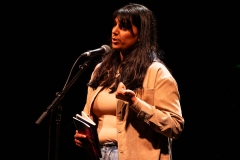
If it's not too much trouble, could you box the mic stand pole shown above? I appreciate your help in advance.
[35,58,93,160]
[55,102,62,160]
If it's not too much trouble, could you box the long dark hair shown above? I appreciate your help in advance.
[88,3,164,92]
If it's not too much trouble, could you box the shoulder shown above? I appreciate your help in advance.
[89,62,102,80]
[144,61,178,88]
[148,61,171,75]
[92,62,102,73]
[146,61,177,84]
[95,62,102,69]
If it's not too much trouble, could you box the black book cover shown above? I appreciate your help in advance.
[73,111,101,159]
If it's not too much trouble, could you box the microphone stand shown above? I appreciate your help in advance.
[35,58,93,160]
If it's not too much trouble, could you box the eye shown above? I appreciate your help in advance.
[121,27,128,31]
[119,24,128,31]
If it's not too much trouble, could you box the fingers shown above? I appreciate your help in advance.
[118,88,135,98]
[123,89,133,96]
[74,139,90,148]
[74,131,89,148]
[115,82,136,103]
[117,82,126,90]
[75,131,86,138]
[74,138,81,146]
[116,91,132,102]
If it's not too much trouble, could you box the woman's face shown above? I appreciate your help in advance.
[111,18,139,53]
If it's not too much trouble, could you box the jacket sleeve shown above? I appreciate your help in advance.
[130,63,184,139]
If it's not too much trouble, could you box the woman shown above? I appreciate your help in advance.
[74,3,184,160]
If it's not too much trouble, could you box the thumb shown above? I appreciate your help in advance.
[118,82,126,90]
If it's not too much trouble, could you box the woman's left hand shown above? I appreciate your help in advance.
[115,82,137,104]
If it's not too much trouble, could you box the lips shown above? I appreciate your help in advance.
[112,38,119,43]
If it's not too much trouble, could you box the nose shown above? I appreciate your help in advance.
[112,25,119,36]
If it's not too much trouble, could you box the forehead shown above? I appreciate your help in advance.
[114,18,139,35]
[114,16,132,24]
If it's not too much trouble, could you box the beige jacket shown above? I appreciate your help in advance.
[83,61,184,160]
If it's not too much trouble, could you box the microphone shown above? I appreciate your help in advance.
[81,45,111,57]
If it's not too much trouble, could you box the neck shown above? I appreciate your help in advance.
[120,51,129,61]
[120,52,124,61]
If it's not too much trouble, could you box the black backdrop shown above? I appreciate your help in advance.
[1,0,240,160]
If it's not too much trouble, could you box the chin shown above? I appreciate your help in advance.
[112,45,120,50]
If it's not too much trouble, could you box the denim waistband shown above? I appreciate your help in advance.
[100,141,118,147]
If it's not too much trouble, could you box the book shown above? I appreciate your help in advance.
[73,111,101,160]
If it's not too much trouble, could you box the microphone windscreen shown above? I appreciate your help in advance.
[101,45,111,54]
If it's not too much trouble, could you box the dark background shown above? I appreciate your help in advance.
[1,0,240,160]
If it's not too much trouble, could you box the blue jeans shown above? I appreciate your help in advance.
[99,142,118,160]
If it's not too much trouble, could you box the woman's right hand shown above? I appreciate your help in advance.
[74,130,90,148]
